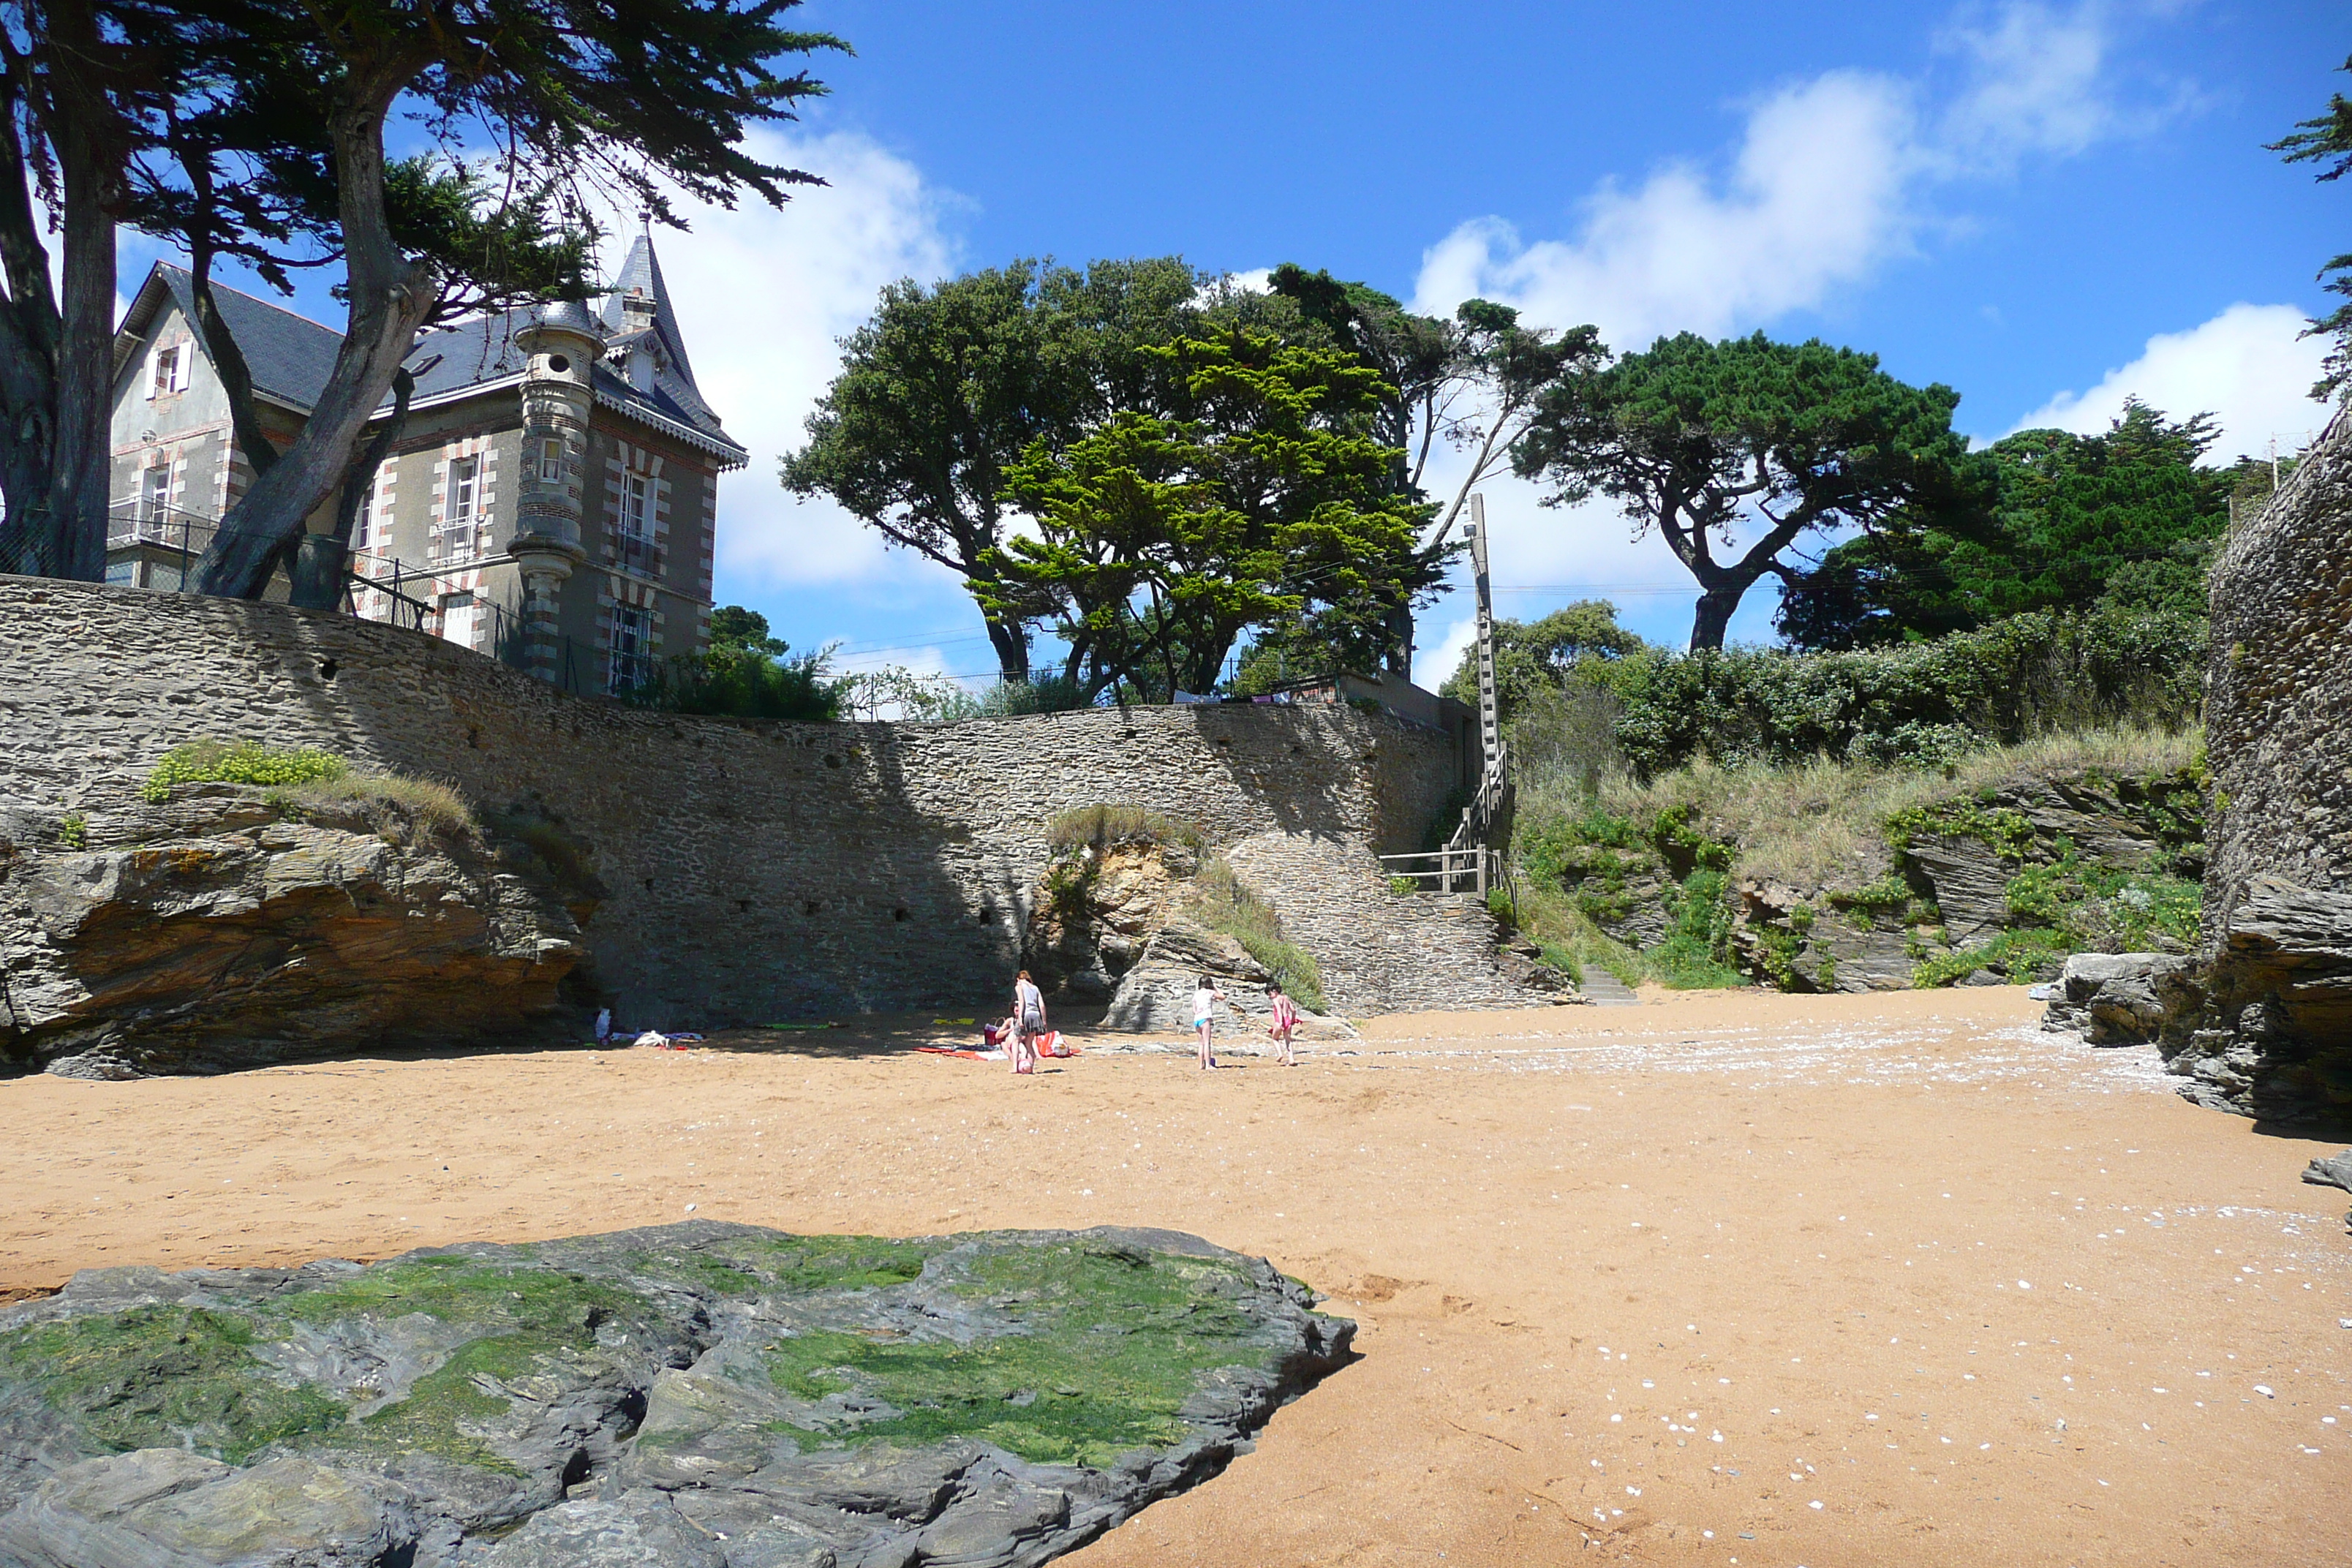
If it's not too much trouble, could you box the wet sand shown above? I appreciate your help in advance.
[1,986,2345,1564]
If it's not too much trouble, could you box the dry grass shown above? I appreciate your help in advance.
[1046,804,1206,853]
[281,772,475,834]
[1524,724,2202,891]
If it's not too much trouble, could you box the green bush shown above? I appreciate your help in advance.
[141,740,347,803]
[1598,606,2204,778]
[57,813,85,849]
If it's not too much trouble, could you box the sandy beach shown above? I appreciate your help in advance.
[1,986,2344,1564]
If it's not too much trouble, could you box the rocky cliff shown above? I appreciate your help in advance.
[0,784,595,1077]
[1544,764,2204,994]
[2168,407,2352,1123]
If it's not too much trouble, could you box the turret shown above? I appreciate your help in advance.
[510,299,602,682]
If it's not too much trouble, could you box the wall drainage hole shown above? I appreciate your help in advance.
[893,908,910,922]
[804,900,821,916]
[316,658,339,682]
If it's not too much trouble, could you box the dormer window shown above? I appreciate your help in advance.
[148,344,188,399]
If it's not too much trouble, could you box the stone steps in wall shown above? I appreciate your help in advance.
[1222,832,1565,1015]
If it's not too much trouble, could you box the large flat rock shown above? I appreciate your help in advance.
[0,1222,1354,1568]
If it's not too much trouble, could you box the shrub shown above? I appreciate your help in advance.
[142,740,347,803]
[56,813,86,850]
[1046,804,1205,853]
[1187,858,1325,1013]
[627,644,842,720]
[1597,606,2204,779]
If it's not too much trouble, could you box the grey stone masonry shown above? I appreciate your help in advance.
[2171,404,2352,1123]
[1224,832,1558,1013]
[0,578,1463,1038]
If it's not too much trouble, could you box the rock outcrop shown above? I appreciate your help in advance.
[1558,767,2205,995]
[1022,840,1196,1000]
[0,785,594,1077]
[0,1221,1354,1568]
[2176,407,2352,1123]
[1101,915,1357,1039]
[2038,951,2196,1045]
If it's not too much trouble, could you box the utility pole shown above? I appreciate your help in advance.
[1469,493,1500,773]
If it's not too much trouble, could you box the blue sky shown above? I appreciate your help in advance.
[135,1,2351,684]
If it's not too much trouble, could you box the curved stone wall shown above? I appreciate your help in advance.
[0,578,1458,1042]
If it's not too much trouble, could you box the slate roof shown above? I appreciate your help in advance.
[113,237,746,468]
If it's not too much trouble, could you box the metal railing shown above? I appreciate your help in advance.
[614,529,657,576]
[106,499,219,552]
[1379,846,1503,895]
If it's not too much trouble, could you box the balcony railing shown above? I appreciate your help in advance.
[614,529,657,576]
[106,500,218,554]
[429,519,489,565]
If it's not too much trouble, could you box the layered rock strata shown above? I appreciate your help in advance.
[0,1222,1352,1568]
[0,785,592,1077]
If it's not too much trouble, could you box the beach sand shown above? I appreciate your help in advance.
[1,985,2344,1564]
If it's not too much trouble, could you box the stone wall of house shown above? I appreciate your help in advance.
[0,578,1463,1046]
[2168,406,2352,1123]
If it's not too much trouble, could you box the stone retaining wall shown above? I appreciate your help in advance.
[2175,406,2352,1121]
[0,577,1463,1033]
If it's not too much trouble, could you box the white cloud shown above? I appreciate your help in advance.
[1422,610,1480,692]
[2010,303,2330,462]
[1411,1,2163,348]
[1412,71,1917,350]
[638,127,962,588]
[1934,0,2132,167]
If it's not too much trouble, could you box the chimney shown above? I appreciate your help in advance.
[620,287,656,334]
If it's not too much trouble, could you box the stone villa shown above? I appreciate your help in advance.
[105,235,746,690]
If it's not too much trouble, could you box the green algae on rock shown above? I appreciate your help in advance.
[0,1222,1354,1568]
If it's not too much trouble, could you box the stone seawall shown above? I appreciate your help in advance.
[0,578,1461,1035]
[2172,406,2352,1122]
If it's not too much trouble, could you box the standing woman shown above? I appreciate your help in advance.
[1192,973,1229,1071]
[1011,970,1046,1074]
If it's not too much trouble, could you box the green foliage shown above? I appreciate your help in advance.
[1439,602,1646,724]
[1602,606,2204,778]
[2268,53,2352,401]
[141,739,347,803]
[990,326,1439,701]
[1387,875,1419,896]
[1187,859,1325,1012]
[783,258,1211,681]
[1046,804,1205,853]
[56,813,85,849]
[1887,800,2039,859]
[1913,928,2077,990]
[1778,400,2235,648]
[630,615,843,720]
[1514,330,1993,649]
[1647,869,1746,989]
[764,1240,1266,1469]
[0,1306,344,1463]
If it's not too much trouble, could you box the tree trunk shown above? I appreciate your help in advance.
[197,94,436,600]
[1689,581,1746,651]
[0,62,61,574]
[290,369,410,609]
[42,2,118,584]
[984,611,1030,684]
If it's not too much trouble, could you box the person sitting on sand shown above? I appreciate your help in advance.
[1267,981,1299,1067]
[1011,970,1046,1075]
[1192,973,1229,1071]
